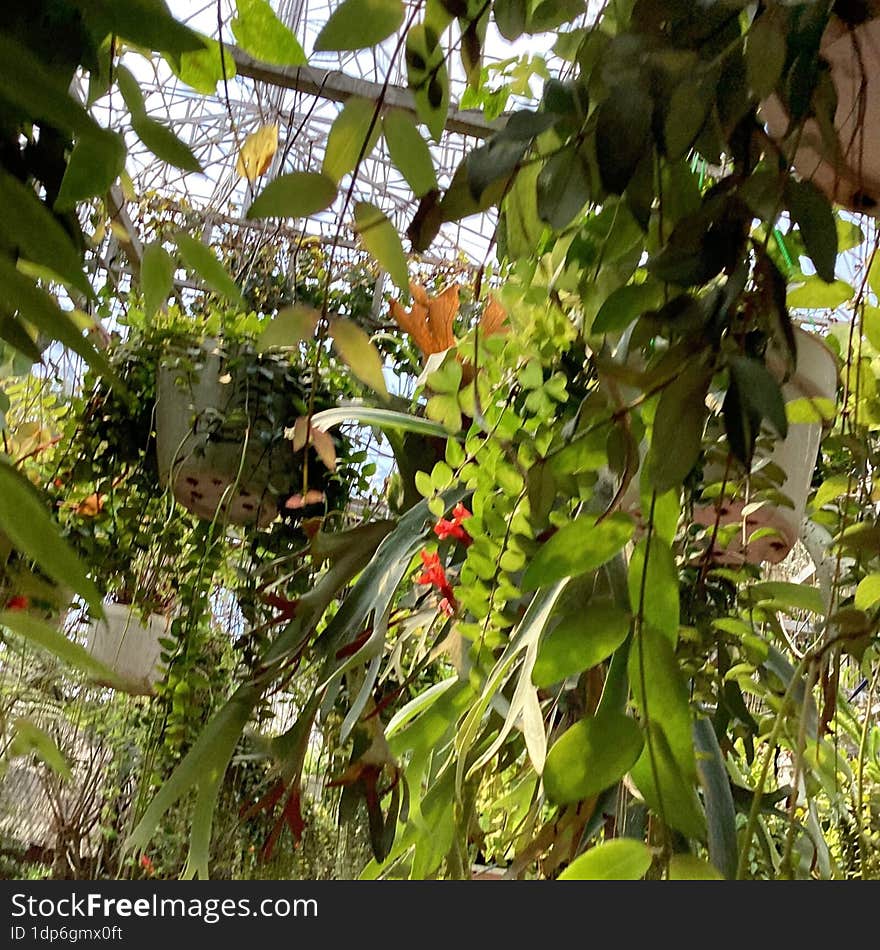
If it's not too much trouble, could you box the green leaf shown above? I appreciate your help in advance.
[323,98,381,183]
[73,0,207,54]
[247,171,338,220]
[543,711,644,805]
[256,305,318,351]
[315,0,405,52]
[746,11,787,99]
[0,171,90,296]
[175,233,245,307]
[811,474,849,510]
[7,718,71,779]
[0,35,103,139]
[787,277,852,310]
[132,115,202,174]
[536,146,591,230]
[0,258,113,378]
[627,536,679,643]
[494,0,528,41]
[786,179,838,283]
[116,65,202,173]
[329,318,390,400]
[532,603,630,688]
[855,574,880,611]
[629,624,695,778]
[668,854,723,880]
[785,396,836,424]
[728,355,788,440]
[595,84,652,195]
[353,202,409,294]
[168,37,236,94]
[141,243,175,318]
[232,0,307,65]
[522,513,634,591]
[0,462,100,612]
[647,360,711,492]
[594,282,664,336]
[383,110,437,197]
[504,163,543,260]
[693,716,737,880]
[558,839,653,881]
[631,721,706,839]
[406,24,450,141]
[311,406,448,439]
[746,581,825,614]
[664,75,715,161]
[55,129,126,210]
[0,612,127,689]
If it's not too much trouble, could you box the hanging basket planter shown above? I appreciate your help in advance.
[85,602,169,696]
[155,339,307,528]
[761,12,880,214]
[694,328,838,565]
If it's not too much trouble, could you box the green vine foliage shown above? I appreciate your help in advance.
[6,0,880,881]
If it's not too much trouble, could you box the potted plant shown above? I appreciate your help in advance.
[155,337,313,527]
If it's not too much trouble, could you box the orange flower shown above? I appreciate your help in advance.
[433,503,473,546]
[389,283,460,356]
[415,550,457,613]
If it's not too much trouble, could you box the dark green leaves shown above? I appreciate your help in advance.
[647,360,712,492]
[232,0,307,65]
[595,84,652,195]
[72,0,206,54]
[406,24,450,141]
[0,461,101,612]
[785,179,837,282]
[723,356,788,467]
[494,0,528,41]
[522,513,634,591]
[593,281,664,335]
[543,711,644,804]
[746,9,787,99]
[247,172,338,219]
[175,233,244,308]
[537,147,591,229]
[315,0,405,52]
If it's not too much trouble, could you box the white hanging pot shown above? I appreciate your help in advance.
[761,12,880,214]
[155,339,297,527]
[85,602,168,696]
[694,328,838,565]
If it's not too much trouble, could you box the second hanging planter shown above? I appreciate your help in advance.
[155,339,307,528]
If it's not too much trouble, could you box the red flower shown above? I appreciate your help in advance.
[140,854,155,875]
[415,550,458,614]
[433,503,473,546]
[6,595,29,611]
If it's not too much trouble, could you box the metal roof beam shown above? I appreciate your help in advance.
[230,47,500,140]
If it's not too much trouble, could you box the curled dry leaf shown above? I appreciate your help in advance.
[389,282,459,356]
[235,123,279,181]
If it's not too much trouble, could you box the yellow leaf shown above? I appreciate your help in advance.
[329,317,389,401]
[236,124,279,181]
